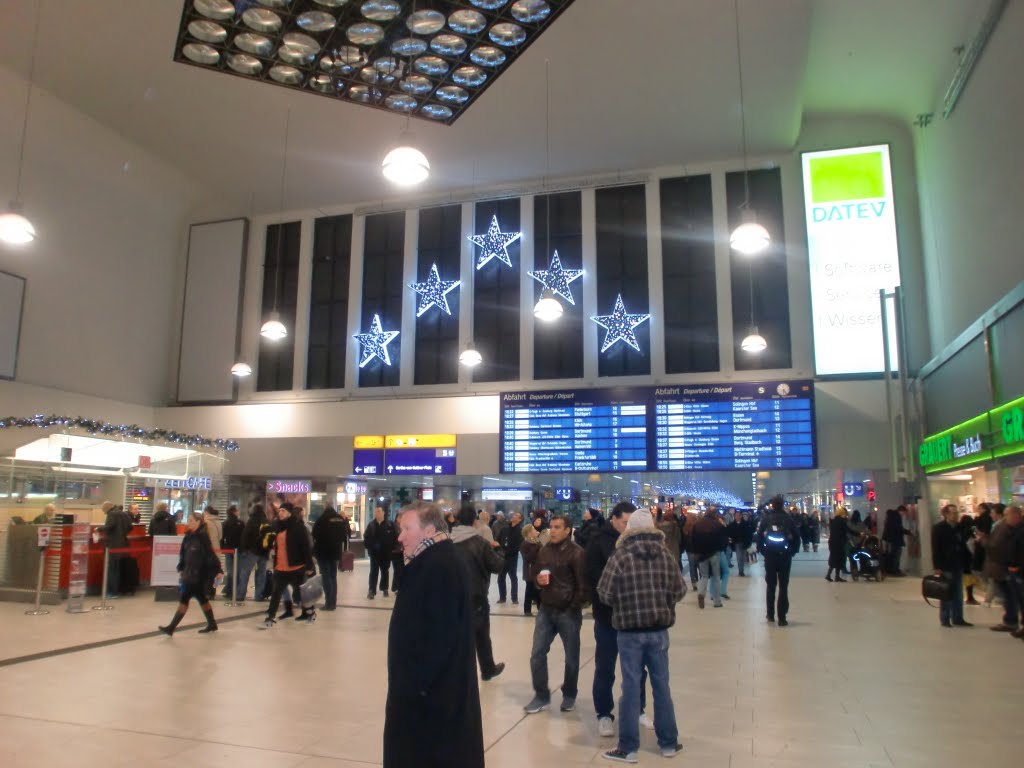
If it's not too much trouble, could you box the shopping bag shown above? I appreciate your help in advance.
[300,574,324,607]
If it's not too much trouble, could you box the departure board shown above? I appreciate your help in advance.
[499,381,816,473]
[500,389,650,472]
[653,381,815,470]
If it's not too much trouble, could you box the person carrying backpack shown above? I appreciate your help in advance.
[756,495,800,626]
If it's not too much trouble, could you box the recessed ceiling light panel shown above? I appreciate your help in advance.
[174,0,576,124]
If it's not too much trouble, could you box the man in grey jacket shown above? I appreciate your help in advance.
[452,504,506,681]
[598,508,684,763]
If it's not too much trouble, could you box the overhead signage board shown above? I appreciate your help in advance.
[353,435,457,476]
[353,449,385,475]
[801,145,901,376]
[164,476,211,490]
[842,482,864,497]
[481,487,533,501]
[266,479,312,494]
[385,447,456,475]
[500,381,816,473]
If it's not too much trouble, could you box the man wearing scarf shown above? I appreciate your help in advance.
[383,502,483,768]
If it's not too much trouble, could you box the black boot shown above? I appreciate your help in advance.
[198,604,218,633]
[159,606,187,636]
[278,602,294,620]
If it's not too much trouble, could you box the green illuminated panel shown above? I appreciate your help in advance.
[808,151,885,204]
[990,394,1024,460]
[919,412,991,474]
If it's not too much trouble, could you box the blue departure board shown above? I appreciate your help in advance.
[499,381,816,473]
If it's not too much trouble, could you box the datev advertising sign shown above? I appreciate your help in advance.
[802,145,901,376]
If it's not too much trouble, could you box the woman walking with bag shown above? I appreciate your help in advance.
[159,511,223,635]
[826,508,849,582]
[263,504,315,628]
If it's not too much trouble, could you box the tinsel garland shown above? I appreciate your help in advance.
[0,414,240,451]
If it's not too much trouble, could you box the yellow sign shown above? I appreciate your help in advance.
[385,434,456,449]
[354,436,385,449]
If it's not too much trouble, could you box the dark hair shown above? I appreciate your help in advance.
[323,506,336,516]
[249,504,267,524]
[549,513,572,528]
[280,502,295,513]
[611,501,636,519]
[227,505,239,517]
[204,505,219,517]
[457,505,477,526]
[769,495,784,511]
[851,510,862,523]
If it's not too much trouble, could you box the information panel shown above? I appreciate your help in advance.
[802,145,901,376]
[500,381,816,473]
[501,389,650,473]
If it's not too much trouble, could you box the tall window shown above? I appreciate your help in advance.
[307,214,352,390]
[472,198,520,383]
[257,221,300,392]
[533,191,584,380]
[414,205,462,385]
[359,211,405,387]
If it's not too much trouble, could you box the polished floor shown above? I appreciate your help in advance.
[1,553,1019,767]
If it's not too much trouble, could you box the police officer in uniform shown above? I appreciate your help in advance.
[756,495,800,626]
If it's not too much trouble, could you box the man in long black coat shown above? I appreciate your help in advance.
[384,502,483,768]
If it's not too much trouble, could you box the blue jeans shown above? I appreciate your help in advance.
[719,550,731,595]
[594,619,646,720]
[939,569,964,625]
[698,556,721,605]
[529,605,582,699]
[235,552,267,601]
[317,556,338,608]
[617,630,679,754]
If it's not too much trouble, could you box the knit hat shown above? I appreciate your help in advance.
[626,508,655,530]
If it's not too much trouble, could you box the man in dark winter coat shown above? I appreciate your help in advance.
[221,505,244,599]
[384,502,483,768]
[756,495,800,626]
[932,503,972,628]
[364,506,397,599]
[496,511,524,604]
[452,504,506,680]
[312,506,346,610]
[148,502,177,536]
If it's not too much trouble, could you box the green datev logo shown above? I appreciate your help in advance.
[810,151,887,222]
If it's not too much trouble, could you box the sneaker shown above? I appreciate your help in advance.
[603,749,638,764]
[523,695,550,714]
[990,624,1017,632]
[263,618,276,628]
[697,594,705,609]
[278,608,294,620]
[713,602,723,608]
[721,593,731,600]
[661,743,684,757]
[639,712,654,729]
[560,696,576,712]
[598,717,615,737]
[481,662,505,681]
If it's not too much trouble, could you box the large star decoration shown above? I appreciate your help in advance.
[468,214,522,270]
[353,314,400,368]
[591,294,651,353]
[528,250,584,305]
[410,262,460,317]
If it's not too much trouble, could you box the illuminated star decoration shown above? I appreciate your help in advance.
[410,262,460,317]
[591,294,651,353]
[353,314,400,368]
[528,251,584,305]
[468,214,522,270]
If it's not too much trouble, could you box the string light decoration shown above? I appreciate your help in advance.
[0,415,240,451]
[468,214,521,270]
[410,262,460,317]
[590,294,651,354]
[353,313,400,367]
[528,250,583,305]
[660,480,744,508]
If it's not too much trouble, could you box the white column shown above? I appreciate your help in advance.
[581,187,598,382]
[346,215,366,390]
[400,208,419,387]
[645,180,666,378]
[238,217,265,398]
[458,202,475,387]
[520,195,535,382]
[711,170,735,374]
[292,216,314,391]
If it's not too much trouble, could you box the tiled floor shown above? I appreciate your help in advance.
[1,553,1020,767]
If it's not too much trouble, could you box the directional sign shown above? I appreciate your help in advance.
[842,482,864,498]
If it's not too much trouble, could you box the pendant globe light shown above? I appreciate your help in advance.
[382,137,430,186]
[230,361,253,377]
[461,159,483,369]
[459,343,482,367]
[1,3,41,247]
[261,110,291,341]
[729,0,770,256]
[533,59,564,323]
[740,263,766,354]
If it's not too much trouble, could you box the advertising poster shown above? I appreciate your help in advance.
[66,523,90,613]
[151,536,184,587]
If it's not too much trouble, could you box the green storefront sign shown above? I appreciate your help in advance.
[919,393,1024,474]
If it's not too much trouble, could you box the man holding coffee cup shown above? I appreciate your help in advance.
[524,514,588,715]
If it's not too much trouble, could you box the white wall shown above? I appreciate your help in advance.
[0,67,198,406]
[912,0,1024,354]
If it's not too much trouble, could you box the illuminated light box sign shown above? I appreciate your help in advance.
[481,488,533,501]
[919,394,1024,474]
[801,145,901,376]
[267,479,312,495]
[131,487,153,502]
[353,435,456,476]
[164,476,211,490]
[500,381,816,473]
[992,395,1024,459]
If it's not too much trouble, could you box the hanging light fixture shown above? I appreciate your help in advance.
[1,3,41,247]
[382,138,430,186]
[729,0,770,256]
[230,361,253,377]
[534,287,564,322]
[533,58,564,322]
[741,262,766,354]
[459,343,482,367]
[261,109,291,341]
